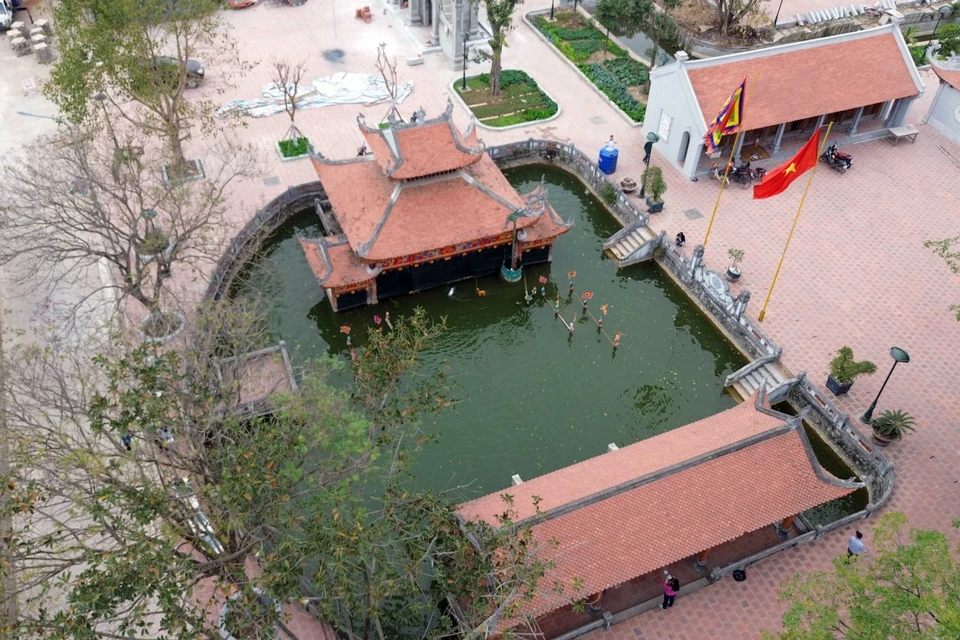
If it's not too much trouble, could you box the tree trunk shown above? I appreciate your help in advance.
[490,44,503,96]
[167,128,189,177]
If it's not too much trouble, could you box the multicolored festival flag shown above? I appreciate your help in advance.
[752,127,821,200]
[704,78,746,153]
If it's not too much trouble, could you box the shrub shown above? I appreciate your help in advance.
[553,26,606,41]
[499,69,533,88]
[908,45,926,66]
[570,39,605,58]
[828,346,877,385]
[578,63,646,122]
[603,57,649,87]
[642,166,666,201]
[871,409,916,439]
[600,182,618,204]
[278,136,310,157]
[136,229,169,255]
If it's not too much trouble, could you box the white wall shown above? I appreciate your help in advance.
[643,63,706,180]
[926,82,960,147]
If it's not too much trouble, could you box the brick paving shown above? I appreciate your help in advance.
[7,0,959,637]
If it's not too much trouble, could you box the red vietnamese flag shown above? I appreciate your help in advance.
[752,128,822,200]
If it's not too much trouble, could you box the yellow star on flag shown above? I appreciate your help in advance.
[783,163,797,175]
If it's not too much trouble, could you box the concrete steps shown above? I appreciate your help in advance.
[729,361,790,401]
[607,224,658,264]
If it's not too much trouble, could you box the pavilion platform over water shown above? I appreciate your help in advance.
[299,101,572,311]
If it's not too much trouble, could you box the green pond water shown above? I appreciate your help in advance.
[236,165,753,498]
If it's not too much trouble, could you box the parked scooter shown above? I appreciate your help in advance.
[713,161,766,189]
[819,144,853,173]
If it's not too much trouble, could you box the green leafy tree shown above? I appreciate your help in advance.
[595,0,679,91]
[0,304,555,639]
[471,0,524,96]
[46,0,238,172]
[924,235,960,320]
[763,512,960,640]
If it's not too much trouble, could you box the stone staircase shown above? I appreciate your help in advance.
[727,360,789,401]
[604,223,660,267]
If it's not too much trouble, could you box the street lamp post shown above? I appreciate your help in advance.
[550,0,555,20]
[860,347,910,424]
[639,132,659,198]
[934,5,952,37]
[774,0,786,27]
[461,31,469,91]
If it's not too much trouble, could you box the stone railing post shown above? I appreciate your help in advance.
[733,289,751,319]
[686,244,704,283]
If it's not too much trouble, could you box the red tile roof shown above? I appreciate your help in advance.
[458,394,860,621]
[523,428,853,618]
[360,116,484,180]
[931,62,960,91]
[459,397,783,525]
[686,27,921,131]
[298,237,375,289]
[310,156,395,252]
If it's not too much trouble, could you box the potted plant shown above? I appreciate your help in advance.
[643,165,667,213]
[826,346,877,395]
[869,409,915,446]
[726,248,744,281]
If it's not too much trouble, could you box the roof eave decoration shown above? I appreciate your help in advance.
[299,235,333,286]
[524,182,574,230]
[309,143,378,168]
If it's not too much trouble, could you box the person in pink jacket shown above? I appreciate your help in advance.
[660,575,680,609]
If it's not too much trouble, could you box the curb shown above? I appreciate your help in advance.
[449,77,563,131]
[523,9,645,129]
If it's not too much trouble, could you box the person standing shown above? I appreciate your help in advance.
[660,575,679,609]
[847,530,866,558]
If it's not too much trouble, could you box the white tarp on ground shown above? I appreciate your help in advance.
[216,72,414,119]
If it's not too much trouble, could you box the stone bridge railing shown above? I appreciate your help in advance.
[203,181,329,303]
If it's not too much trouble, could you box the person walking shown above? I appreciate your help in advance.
[660,575,680,609]
[847,530,866,558]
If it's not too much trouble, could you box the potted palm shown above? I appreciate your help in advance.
[826,346,876,395]
[870,409,915,447]
[643,166,667,213]
[726,248,744,281]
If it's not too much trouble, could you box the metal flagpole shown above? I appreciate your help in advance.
[703,71,760,247]
[757,121,834,322]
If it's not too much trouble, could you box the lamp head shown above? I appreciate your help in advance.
[890,347,910,363]
[939,5,952,15]
[141,208,158,220]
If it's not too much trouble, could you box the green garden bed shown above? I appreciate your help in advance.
[454,70,558,127]
[278,136,310,158]
[533,12,647,122]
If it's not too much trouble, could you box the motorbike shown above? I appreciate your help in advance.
[820,144,852,173]
[712,162,766,189]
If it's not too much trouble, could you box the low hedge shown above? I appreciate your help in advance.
[534,13,646,122]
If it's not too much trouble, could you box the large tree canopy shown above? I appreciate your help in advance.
[472,0,524,96]
[764,512,960,640]
[46,0,236,169]
[0,305,561,639]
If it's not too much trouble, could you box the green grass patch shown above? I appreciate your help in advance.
[454,70,558,127]
[534,13,647,123]
[278,136,310,158]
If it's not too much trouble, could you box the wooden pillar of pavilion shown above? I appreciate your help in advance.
[693,548,711,573]
[775,515,795,539]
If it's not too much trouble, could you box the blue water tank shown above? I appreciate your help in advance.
[598,145,619,175]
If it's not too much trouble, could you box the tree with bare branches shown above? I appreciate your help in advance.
[270,58,310,156]
[375,43,404,125]
[0,123,260,336]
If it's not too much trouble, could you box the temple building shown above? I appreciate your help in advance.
[300,102,572,312]
[457,389,862,638]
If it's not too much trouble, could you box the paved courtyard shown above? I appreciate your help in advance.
[2,0,959,637]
